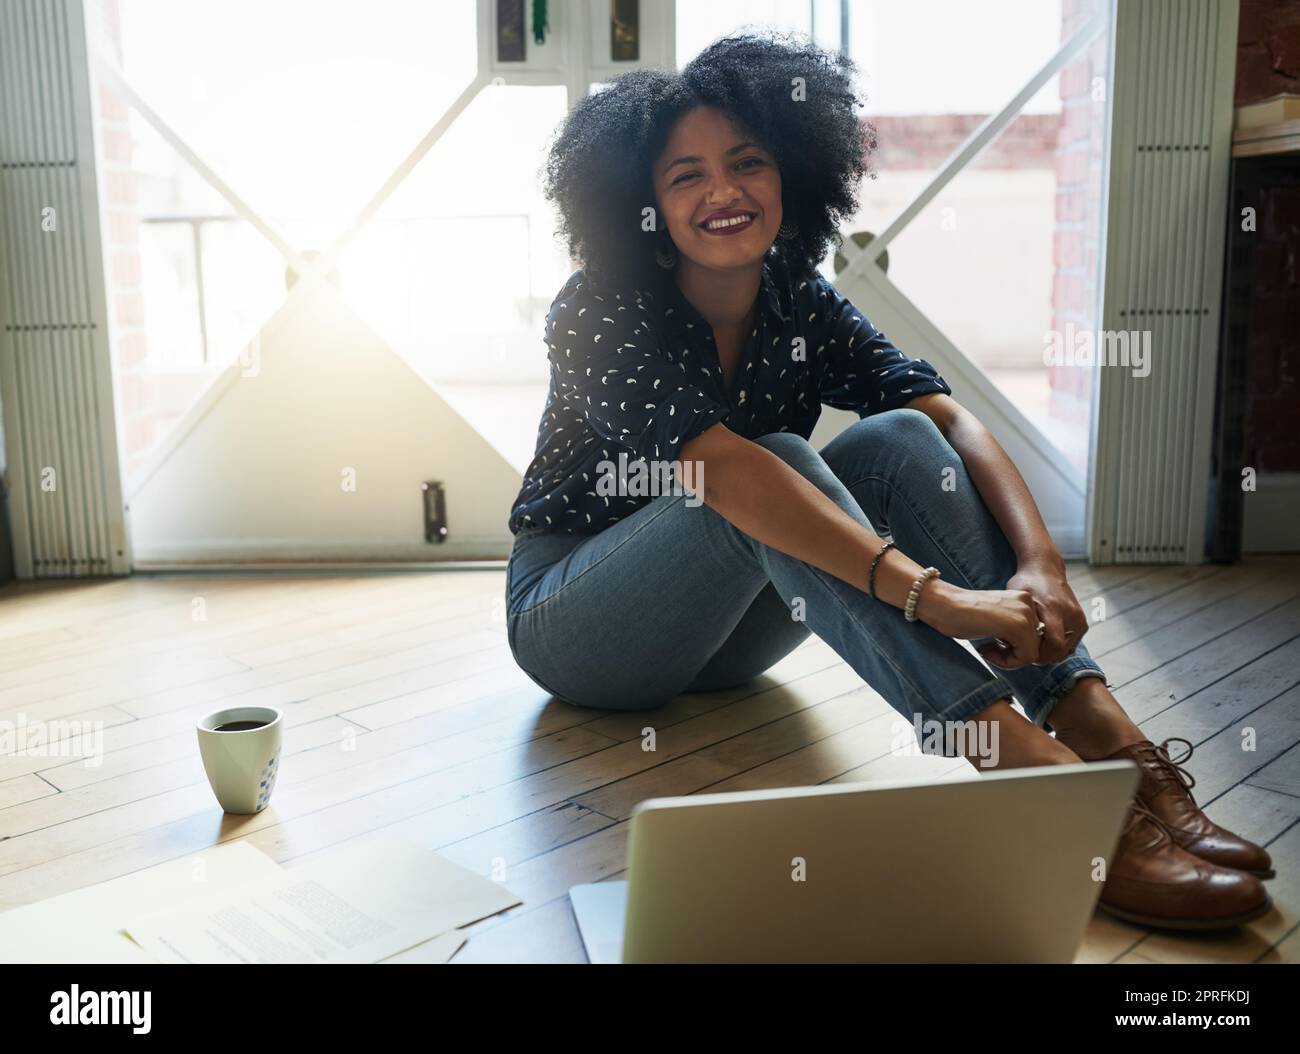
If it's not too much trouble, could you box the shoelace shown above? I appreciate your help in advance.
[1139,736,1199,800]
[1122,797,1179,841]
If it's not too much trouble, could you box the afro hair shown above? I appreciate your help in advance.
[541,30,875,290]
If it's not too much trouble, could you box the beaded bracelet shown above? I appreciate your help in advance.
[867,540,896,599]
[904,566,941,622]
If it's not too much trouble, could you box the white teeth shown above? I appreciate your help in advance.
[704,214,754,231]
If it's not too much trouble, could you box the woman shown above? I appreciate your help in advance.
[504,33,1272,931]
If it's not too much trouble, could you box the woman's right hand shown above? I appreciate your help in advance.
[913,580,1043,669]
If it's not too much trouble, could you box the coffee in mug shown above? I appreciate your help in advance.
[196,706,283,814]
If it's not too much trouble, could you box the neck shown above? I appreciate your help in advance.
[674,256,763,332]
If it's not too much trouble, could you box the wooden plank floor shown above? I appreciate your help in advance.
[0,557,1297,963]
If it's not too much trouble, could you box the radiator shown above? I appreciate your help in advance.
[1088,0,1239,564]
[0,0,127,578]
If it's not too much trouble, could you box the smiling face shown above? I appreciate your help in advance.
[651,106,782,275]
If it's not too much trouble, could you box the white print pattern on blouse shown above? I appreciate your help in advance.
[508,259,951,533]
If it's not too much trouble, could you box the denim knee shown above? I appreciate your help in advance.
[874,407,943,438]
[751,430,846,486]
[827,408,948,465]
[750,431,863,508]
[752,429,818,459]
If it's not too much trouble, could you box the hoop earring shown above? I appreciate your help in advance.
[655,240,677,270]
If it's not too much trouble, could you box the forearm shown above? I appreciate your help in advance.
[689,438,954,617]
[942,409,1064,572]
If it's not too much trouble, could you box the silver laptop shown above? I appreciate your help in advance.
[570,760,1139,963]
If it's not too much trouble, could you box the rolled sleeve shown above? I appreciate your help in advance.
[546,286,730,463]
[814,278,952,417]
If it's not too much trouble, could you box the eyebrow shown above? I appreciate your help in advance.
[661,141,762,176]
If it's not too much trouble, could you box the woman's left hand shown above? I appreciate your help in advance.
[1004,560,1090,664]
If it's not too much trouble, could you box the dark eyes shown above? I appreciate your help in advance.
[670,157,765,186]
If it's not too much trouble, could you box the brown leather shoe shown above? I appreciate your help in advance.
[1097,800,1272,930]
[1104,738,1275,878]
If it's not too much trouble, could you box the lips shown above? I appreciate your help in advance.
[699,210,757,235]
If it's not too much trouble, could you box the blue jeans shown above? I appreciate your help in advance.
[505,409,1106,740]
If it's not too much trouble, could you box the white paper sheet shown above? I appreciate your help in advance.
[0,841,284,964]
[379,929,466,964]
[120,832,518,964]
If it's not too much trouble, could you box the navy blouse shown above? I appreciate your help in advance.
[506,253,953,535]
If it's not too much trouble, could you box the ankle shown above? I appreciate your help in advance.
[963,700,1083,771]
[1052,725,1144,761]
[974,735,1080,772]
[1047,676,1147,761]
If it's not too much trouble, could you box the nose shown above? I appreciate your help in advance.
[704,168,742,205]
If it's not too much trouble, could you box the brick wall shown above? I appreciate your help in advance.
[1050,0,1109,423]
[1236,0,1300,104]
[865,113,1059,171]
[1245,185,1300,471]
[1236,0,1300,472]
[95,0,156,479]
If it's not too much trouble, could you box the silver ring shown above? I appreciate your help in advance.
[1035,621,1046,638]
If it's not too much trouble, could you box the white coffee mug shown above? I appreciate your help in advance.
[196,706,283,814]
